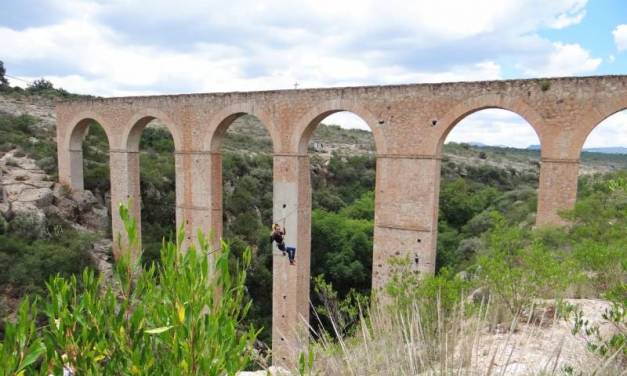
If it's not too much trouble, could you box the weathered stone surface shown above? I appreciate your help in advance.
[71,190,98,212]
[55,75,627,366]
[80,205,108,230]
[89,239,113,281]
[0,149,108,236]
[17,187,54,207]
[472,299,618,375]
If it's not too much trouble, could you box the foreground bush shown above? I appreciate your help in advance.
[0,205,259,375]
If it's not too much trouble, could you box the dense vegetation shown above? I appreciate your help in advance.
[0,209,259,374]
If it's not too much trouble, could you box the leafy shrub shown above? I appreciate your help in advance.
[27,78,54,91]
[0,205,259,374]
[8,211,46,241]
[570,283,626,363]
[0,61,8,89]
[0,229,95,297]
[385,256,471,319]
[477,215,577,315]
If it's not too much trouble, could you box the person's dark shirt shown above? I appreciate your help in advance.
[271,230,285,244]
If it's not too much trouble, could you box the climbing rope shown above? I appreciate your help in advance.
[274,205,299,226]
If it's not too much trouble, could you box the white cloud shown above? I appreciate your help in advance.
[445,109,540,148]
[583,110,627,148]
[548,0,586,29]
[0,0,599,105]
[614,24,627,51]
[518,42,601,77]
[322,112,370,130]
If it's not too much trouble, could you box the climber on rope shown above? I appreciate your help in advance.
[271,223,296,265]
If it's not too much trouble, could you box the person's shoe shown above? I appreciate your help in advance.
[289,260,295,265]
[282,251,286,256]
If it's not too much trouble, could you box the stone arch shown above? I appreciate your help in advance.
[436,95,545,155]
[123,108,183,152]
[204,102,276,152]
[293,100,386,154]
[64,111,112,152]
[62,112,112,191]
[572,96,627,156]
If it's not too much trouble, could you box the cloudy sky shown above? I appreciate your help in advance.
[1,0,626,148]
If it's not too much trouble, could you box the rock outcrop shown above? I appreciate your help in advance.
[0,148,112,274]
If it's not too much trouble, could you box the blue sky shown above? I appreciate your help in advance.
[1,0,626,147]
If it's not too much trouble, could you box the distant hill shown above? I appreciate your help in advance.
[582,147,627,155]
[527,144,627,155]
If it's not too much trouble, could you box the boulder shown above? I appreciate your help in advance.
[79,205,109,230]
[52,183,71,200]
[17,187,54,208]
[71,190,98,213]
[54,196,79,221]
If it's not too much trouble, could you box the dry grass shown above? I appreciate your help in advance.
[304,296,625,376]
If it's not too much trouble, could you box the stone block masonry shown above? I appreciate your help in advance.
[56,75,627,366]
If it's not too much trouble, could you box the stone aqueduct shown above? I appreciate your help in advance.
[57,75,627,363]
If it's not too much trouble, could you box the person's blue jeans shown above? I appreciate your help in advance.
[286,246,296,263]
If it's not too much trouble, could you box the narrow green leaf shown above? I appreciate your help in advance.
[145,326,174,334]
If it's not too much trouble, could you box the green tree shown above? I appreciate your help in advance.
[27,78,54,91]
[0,61,9,89]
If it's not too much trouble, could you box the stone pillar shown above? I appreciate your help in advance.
[209,152,223,252]
[372,155,440,293]
[177,151,222,254]
[272,153,310,367]
[62,149,85,190]
[173,151,194,249]
[536,158,580,226]
[58,123,89,191]
[108,149,142,260]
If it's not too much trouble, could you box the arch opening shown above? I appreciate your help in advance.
[216,113,274,344]
[579,109,627,174]
[577,109,627,196]
[129,117,177,265]
[79,120,112,233]
[437,108,541,270]
[305,111,376,333]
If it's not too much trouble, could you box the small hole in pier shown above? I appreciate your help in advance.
[417,238,421,243]
[431,119,438,127]
[378,120,385,125]
[282,204,287,208]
